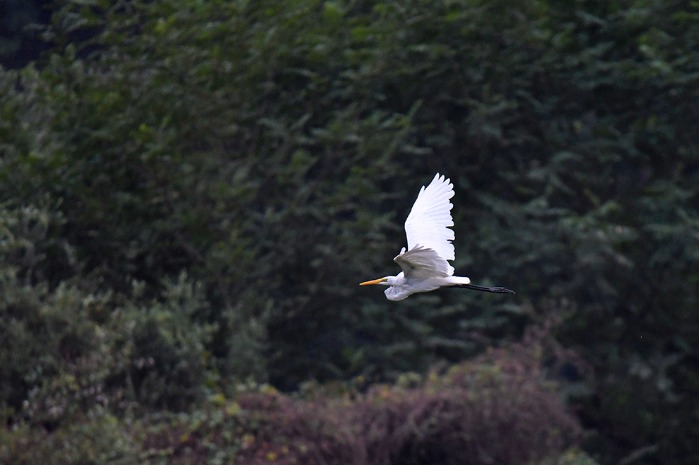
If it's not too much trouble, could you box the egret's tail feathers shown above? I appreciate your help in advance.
[447,276,470,286]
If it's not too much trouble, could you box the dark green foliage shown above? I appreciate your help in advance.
[0,0,698,463]
[0,205,217,420]
[0,0,51,68]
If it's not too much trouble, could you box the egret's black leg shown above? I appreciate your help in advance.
[453,283,516,294]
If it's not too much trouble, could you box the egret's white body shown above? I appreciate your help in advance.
[360,174,514,301]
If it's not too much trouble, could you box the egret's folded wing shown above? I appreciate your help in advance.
[404,173,455,262]
[394,246,453,279]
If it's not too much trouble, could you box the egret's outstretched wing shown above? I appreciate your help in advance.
[404,173,455,262]
[394,246,452,280]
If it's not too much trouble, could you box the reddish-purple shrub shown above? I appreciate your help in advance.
[235,392,366,464]
[354,344,583,464]
[138,335,583,464]
[229,341,582,465]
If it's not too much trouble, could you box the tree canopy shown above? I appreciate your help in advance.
[1,0,698,463]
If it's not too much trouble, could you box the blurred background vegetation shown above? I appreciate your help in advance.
[1,0,698,463]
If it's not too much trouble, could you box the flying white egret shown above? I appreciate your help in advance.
[360,173,515,301]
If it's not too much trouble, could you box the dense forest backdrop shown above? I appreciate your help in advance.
[1,0,698,463]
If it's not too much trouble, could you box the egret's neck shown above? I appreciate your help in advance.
[385,274,405,286]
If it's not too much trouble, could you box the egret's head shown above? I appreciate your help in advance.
[359,277,390,286]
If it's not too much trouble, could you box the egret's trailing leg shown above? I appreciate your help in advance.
[452,283,515,294]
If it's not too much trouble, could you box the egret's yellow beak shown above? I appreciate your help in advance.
[359,277,388,286]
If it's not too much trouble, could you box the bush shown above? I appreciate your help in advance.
[233,392,365,464]
[0,410,141,464]
[2,337,580,464]
[0,203,119,426]
[357,340,582,464]
[0,204,220,423]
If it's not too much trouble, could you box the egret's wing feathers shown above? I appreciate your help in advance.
[394,246,452,279]
[404,173,456,262]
